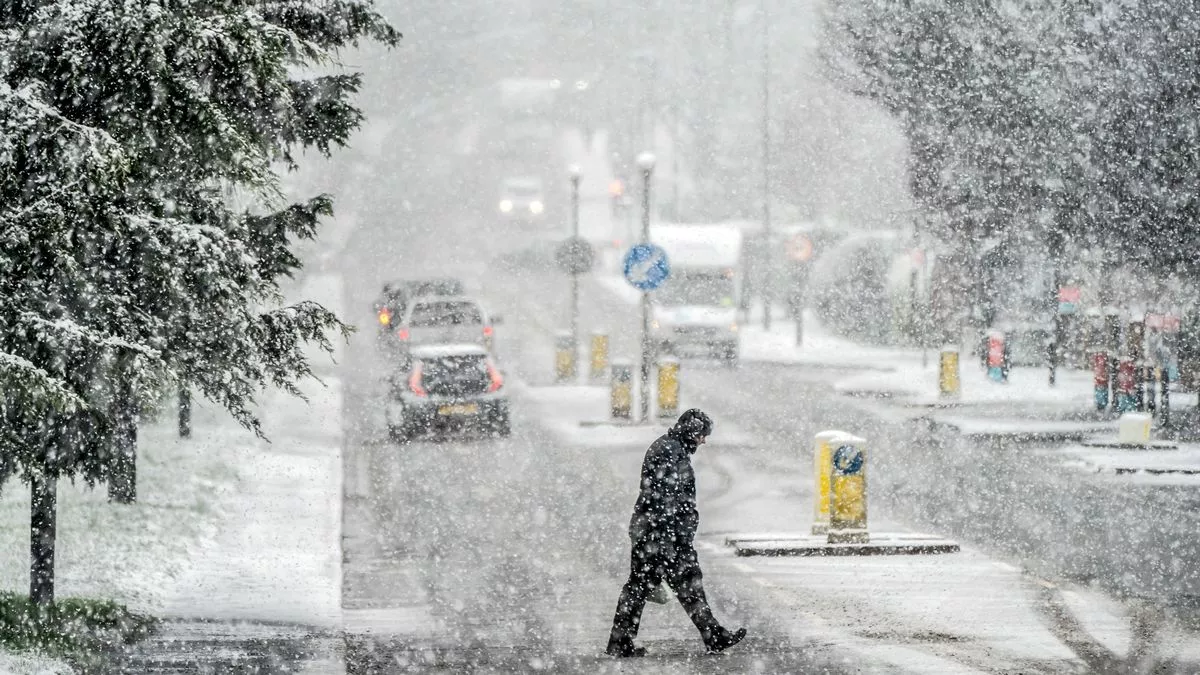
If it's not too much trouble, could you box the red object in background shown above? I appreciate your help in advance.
[1116,358,1136,394]
[987,333,1005,368]
[1057,286,1081,303]
[1092,351,1110,387]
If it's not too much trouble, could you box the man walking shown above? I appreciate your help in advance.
[606,408,748,657]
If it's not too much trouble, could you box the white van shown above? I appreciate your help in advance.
[648,223,743,362]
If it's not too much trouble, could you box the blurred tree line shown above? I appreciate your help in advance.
[825,0,1200,288]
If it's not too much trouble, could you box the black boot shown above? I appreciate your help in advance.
[605,638,647,658]
[705,626,747,654]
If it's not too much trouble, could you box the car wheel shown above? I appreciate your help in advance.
[388,423,411,442]
[488,410,511,438]
[722,343,740,367]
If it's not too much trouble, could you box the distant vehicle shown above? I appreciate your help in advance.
[373,278,466,341]
[394,296,501,355]
[495,78,559,119]
[648,224,744,363]
[385,343,510,440]
[497,176,546,222]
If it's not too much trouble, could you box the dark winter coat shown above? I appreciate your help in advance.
[628,428,700,545]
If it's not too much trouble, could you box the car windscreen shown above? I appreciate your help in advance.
[504,183,541,197]
[409,301,484,327]
[655,269,736,307]
[408,280,464,297]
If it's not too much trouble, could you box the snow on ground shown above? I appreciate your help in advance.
[1048,442,1200,481]
[514,381,754,449]
[0,652,71,675]
[705,544,1079,672]
[929,414,1118,438]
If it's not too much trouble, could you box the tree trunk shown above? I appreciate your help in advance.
[107,372,138,504]
[29,472,57,606]
[1048,224,1066,386]
[178,386,192,438]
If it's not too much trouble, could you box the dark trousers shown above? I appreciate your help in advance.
[609,531,720,645]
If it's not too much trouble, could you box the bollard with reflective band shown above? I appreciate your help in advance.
[938,348,960,399]
[610,360,633,419]
[1116,357,1136,412]
[656,358,680,419]
[828,435,868,544]
[1161,367,1171,427]
[1141,364,1156,413]
[1092,350,1110,411]
[811,431,845,535]
[590,332,609,381]
[555,331,576,383]
[986,331,1007,383]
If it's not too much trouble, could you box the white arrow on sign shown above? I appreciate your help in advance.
[629,252,663,285]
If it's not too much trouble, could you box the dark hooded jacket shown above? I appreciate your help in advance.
[628,424,700,544]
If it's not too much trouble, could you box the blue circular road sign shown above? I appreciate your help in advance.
[623,244,671,291]
[832,445,864,475]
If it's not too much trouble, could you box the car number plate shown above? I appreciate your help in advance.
[438,403,479,416]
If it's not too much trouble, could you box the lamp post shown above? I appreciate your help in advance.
[637,151,656,423]
[760,0,773,331]
[569,164,582,356]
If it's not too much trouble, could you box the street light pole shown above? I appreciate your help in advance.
[761,0,772,331]
[637,151,657,424]
[569,164,582,355]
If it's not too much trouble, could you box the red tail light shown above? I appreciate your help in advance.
[377,308,391,326]
[483,325,494,338]
[397,328,410,341]
[487,361,504,392]
[408,363,426,397]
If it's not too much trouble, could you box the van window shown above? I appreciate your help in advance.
[410,301,483,327]
[656,269,736,307]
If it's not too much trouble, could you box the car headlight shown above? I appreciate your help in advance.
[529,201,544,214]
[730,322,739,332]
[499,200,513,213]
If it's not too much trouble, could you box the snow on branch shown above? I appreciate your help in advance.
[0,352,85,412]
[18,312,160,360]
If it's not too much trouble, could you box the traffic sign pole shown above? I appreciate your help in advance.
[570,169,582,364]
[640,163,652,424]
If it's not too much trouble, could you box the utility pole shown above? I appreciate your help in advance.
[761,0,772,331]
[569,164,582,354]
[638,152,657,423]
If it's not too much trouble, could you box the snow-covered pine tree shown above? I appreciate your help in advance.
[1,0,398,604]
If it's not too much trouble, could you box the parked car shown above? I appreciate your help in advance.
[373,277,466,342]
[385,343,510,440]
[394,295,501,355]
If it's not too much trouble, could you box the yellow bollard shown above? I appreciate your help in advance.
[555,331,576,383]
[590,332,609,381]
[656,358,680,419]
[610,360,633,419]
[939,348,960,399]
[828,435,868,544]
[811,431,845,535]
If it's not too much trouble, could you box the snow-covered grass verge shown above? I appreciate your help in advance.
[0,398,243,673]
[0,398,244,615]
[0,272,346,671]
